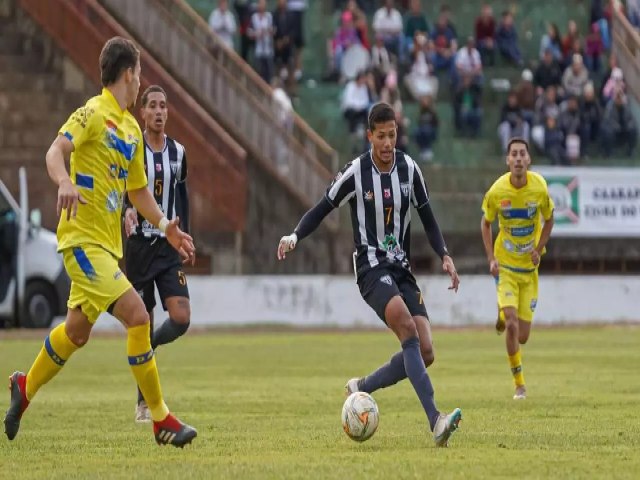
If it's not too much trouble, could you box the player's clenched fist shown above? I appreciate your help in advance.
[277,233,298,260]
[57,177,87,220]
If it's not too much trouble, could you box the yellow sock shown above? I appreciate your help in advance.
[127,323,169,422]
[508,350,525,387]
[26,322,80,400]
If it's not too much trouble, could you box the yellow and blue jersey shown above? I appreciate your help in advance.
[482,171,554,272]
[56,88,147,259]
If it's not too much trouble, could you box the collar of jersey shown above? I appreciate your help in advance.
[101,87,127,115]
[369,149,397,175]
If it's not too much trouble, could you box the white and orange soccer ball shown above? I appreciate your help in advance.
[341,392,379,442]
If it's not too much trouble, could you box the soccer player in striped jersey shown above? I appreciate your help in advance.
[277,102,462,447]
[3,37,197,447]
[123,85,191,423]
[481,138,554,400]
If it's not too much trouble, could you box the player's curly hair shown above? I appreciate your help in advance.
[99,37,140,87]
[368,102,396,131]
[141,85,167,107]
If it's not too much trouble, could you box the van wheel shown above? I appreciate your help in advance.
[21,281,56,329]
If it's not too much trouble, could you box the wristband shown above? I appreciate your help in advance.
[158,217,169,233]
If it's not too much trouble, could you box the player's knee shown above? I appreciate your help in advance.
[169,306,191,326]
[128,307,150,328]
[421,347,435,367]
[505,318,519,336]
[66,329,90,348]
[519,331,530,344]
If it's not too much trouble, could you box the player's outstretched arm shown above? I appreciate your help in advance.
[277,196,335,260]
[45,135,87,220]
[128,186,195,265]
[416,202,459,292]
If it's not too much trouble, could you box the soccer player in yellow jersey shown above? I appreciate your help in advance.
[481,138,554,400]
[3,37,197,447]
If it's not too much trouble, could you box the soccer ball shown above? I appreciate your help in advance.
[341,392,379,442]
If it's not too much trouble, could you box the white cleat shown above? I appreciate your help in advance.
[433,408,462,447]
[135,400,151,424]
[344,378,361,396]
[513,386,527,400]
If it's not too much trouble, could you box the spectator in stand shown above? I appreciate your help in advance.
[579,82,602,156]
[343,0,372,50]
[271,77,294,172]
[439,4,458,37]
[562,53,589,98]
[627,0,640,28]
[498,91,529,152]
[534,48,563,96]
[234,0,254,61]
[341,71,372,151]
[430,11,458,72]
[209,0,237,50]
[404,33,439,101]
[373,0,404,62]
[248,0,275,83]
[454,36,483,87]
[602,66,625,103]
[273,0,294,81]
[496,11,523,66]
[453,76,482,137]
[532,85,560,151]
[414,95,439,162]
[475,4,496,66]
[599,53,618,103]
[287,0,307,82]
[561,20,581,67]
[404,0,429,58]
[380,70,404,114]
[371,34,393,89]
[584,22,603,73]
[330,11,361,80]
[557,95,582,162]
[515,69,536,125]
[544,115,567,165]
[601,90,637,157]
[539,23,562,62]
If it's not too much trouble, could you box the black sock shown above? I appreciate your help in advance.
[152,317,189,349]
[402,336,440,430]
[360,351,406,393]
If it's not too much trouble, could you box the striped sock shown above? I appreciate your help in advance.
[26,322,80,400]
[127,323,169,422]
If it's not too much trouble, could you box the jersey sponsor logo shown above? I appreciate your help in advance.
[500,199,511,208]
[109,164,118,178]
[400,183,410,197]
[70,106,94,129]
[113,269,123,280]
[381,234,406,262]
[106,190,121,213]
[510,225,535,236]
[379,275,392,285]
[383,188,391,199]
[503,238,534,253]
[364,190,374,201]
[104,121,138,161]
[501,208,537,219]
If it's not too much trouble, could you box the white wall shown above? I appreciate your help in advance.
[91,275,640,330]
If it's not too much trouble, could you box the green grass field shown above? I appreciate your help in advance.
[0,326,639,479]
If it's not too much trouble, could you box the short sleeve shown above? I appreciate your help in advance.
[539,179,555,220]
[411,162,429,208]
[325,162,355,208]
[58,105,99,150]
[482,189,496,222]
[126,127,148,191]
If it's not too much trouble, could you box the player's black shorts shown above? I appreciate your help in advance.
[357,263,428,324]
[290,10,305,48]
[125,235,189,312]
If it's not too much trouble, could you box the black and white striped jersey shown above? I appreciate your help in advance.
[133,135,187,238]
[325,149,430,277]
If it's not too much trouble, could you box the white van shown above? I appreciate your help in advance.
[0,168,69,328]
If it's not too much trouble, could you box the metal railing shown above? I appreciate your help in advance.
[613,8,640,102]
[19,0,248,233]
[99,0,336,213]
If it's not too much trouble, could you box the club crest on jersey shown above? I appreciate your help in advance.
[170,161,178,175]
[106,190,120,213]
[401,183,410,197]
[364,190,374,201]
[109,164,117,178]
[384,188,391,199]
[155,163,162,172]
[500,199,511,209]
[379,275,392,286]
[526,202,538,218]
[530,298,537,311]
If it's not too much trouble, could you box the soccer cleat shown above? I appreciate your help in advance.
[4,371,30,440]
[344,378,361,396]
[513,385,527,400]
[135,401,151,424]
[153,413,197,448]
[433,408,462,447]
